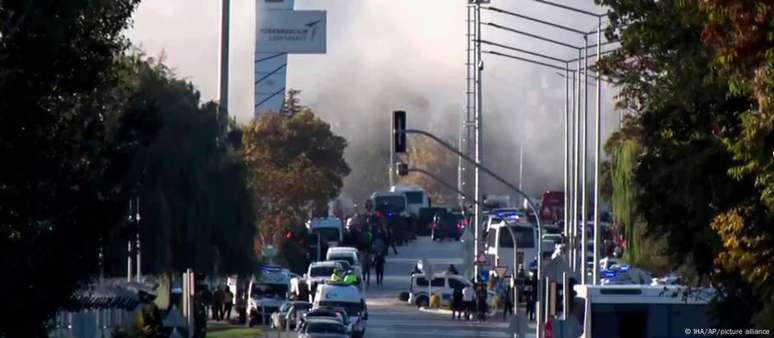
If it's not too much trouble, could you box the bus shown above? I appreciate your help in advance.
[483,213,538,276]
[389,185,429,218]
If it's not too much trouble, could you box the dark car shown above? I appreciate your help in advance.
[418,207,447,236]
[431,212,460,241]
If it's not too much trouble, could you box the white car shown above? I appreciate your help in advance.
[407,273,496,312]
[305,261,343,301]
[247,266,292,327]
[313,283,367,338]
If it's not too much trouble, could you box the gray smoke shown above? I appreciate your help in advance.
[127,0,620,204]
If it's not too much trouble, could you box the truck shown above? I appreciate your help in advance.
[246,265,292,327]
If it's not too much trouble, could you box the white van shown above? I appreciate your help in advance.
[370,191,409,218]
[407,273,496,311]
[313,283,368,338]
[562,284,716,338]
[389,185,429,218]
[247,265,292,326]
[308,217,344,247]
[484,214,538,277]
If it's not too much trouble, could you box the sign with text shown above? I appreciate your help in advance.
[257,10,327,54]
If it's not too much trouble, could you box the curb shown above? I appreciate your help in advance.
[418,307,498,317]
[418,306,453,315]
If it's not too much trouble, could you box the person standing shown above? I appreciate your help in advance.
[476,284,488,322]
[361,251,372,286]
[374,253,386,286]
[502,284,514,320]
[526,276,536,321]
[371,235,387,258]
[201,286,213,321]
[462,282,474,320]
[223,287,234,321]
[212,286,224,321]
[451,287,463,320]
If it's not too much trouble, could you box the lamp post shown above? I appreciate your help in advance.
[530,0,608,287]
[481,23,585,278]
[481,5,611,335]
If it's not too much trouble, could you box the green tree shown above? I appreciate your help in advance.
[598,0,770,327]
[699,1,774,328]
[0,1,143,336]
[243,94,350,273]
[121,57,257,276]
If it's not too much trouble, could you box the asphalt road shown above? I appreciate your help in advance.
[362,236,535,338]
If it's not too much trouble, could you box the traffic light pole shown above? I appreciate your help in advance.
[405,167,480,207]
[401,128,543,279]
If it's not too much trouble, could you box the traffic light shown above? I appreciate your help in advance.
[396,162,408,176]
[393,110,406,153]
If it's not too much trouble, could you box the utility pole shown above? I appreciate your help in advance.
[472,1,483,282]
[581,35,589,285]
[563,63,570,248]
[127,199,133,282]
[219,0,230,134]
[518,143,524,191]
[135,196,141,282]
[593,17,602,285]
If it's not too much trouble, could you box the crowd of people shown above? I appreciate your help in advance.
[200,285,234,322]
[446,265,539,322]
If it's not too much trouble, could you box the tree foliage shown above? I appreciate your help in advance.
[120,57,257,276]
[400,135,458,205]
[598,0,774,328]
[0,1,143,336]
[242,96,350,272]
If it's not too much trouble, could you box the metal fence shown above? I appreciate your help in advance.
[49,305,140,338]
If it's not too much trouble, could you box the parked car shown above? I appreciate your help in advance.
[270,301,311,330]
[431,212,460,241]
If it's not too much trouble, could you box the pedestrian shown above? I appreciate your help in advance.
[201,286,213,321]
[451,287,463,320]
[371,235,387,257]
[476,284,488,322]
[526,276,536,321]
[362,251,372,286]
[502,285,513,320]
[374,253,386,286]
[223,287,234,321]
[462,282,475,321]
[446,264,458,275]
[212,286,224,321]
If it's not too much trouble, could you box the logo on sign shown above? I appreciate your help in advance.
[261,20,321,43]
